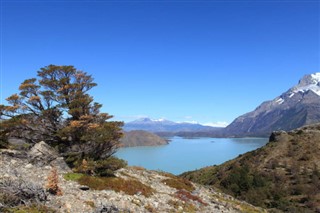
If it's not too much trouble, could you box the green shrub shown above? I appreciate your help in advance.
[93,156,127,177]
[70,156,127,177]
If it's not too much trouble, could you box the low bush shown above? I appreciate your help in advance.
[93,156,127,177]
[0,178,47,210]
[45,167,62,196]
[72,156,127,177]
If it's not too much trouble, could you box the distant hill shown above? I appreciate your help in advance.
[225,73,320,137]
[124,118,221,134]
[120,130,168,147]
[181,123,320,212]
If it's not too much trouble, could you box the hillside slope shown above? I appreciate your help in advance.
[120,130,168,147]
[181,123,320,212]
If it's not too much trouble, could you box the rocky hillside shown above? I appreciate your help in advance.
[181,123,320,212]
[0,142,264,213]
[225,73,320,136]
[120,130,168,147]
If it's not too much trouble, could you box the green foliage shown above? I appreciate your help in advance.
[71,156,127,177]
[0,65,123,163]
[220,164,269,197]
[93,156,127,177]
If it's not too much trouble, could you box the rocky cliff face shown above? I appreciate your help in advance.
[225,73,320,136]
[0,142,264,213]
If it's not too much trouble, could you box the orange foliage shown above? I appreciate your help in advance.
[46,167,63,196]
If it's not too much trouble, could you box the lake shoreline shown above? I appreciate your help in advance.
[116,137,268,175]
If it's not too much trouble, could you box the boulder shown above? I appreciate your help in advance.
[28,141,58,163]
[28,141,71,172]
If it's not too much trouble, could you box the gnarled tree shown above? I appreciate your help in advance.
[0,65,123,160]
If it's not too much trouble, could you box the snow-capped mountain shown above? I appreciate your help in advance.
[124,118,219,132]
[225,73,320,136]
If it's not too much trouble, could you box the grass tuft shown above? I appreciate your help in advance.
[63,173,84,181]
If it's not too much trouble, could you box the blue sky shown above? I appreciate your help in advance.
[1,0,319,126]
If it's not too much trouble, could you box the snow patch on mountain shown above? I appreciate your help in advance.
[276,98,284,104]
[311,73,320,81]
[292,72,320,96]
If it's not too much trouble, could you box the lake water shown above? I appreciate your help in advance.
[115,137,268,175]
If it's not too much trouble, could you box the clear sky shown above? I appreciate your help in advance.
[1,0,319,126]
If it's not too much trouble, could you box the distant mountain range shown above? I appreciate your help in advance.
[124,118,221,133]
[124,73,320,137]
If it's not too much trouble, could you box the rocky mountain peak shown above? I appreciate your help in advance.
[292,72,320,96]
[225,72,320,136]
[298,72,320,86]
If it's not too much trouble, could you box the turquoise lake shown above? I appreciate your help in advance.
[115,137,268,175]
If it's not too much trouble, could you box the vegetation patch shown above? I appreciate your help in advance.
[162,177,195,192]
[84,200,95,208]
[167,199,197,213]
[175,189,207,206]
[157,171,177,179]
[77,175,154,197]
[63,173,85,181]
[2,204,56,213]
[72,157,127,177]
[129,166,145,171]
[210,194,266,213]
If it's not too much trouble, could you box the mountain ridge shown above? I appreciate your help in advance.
[124,117,221,133]
[224,72,320,136]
